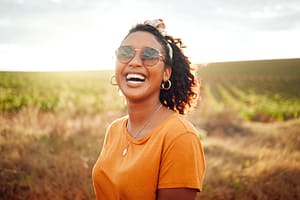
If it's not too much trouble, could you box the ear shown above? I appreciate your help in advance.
[163,66,172,81]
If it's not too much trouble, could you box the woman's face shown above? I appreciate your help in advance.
[115,31,171,103]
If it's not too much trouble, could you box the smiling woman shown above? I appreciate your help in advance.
[92,19,206,200]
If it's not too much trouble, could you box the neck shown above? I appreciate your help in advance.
[127,100,162,133]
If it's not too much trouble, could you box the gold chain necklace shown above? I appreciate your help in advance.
[122,104,163,156]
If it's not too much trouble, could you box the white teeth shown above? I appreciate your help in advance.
[126,73,145,80]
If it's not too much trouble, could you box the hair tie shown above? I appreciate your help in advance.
[144,19,166,35]
[144,19,173,60]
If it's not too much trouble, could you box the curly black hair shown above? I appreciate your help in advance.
[124,24,200,115]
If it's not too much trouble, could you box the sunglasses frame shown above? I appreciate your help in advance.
[115,46,165,67]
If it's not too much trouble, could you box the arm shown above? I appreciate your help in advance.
[157,188,197,200]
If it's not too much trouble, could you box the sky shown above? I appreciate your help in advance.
[1,0,300,71]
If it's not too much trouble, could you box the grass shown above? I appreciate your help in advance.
[0,108,124,200]
[1,104,299,200]
[190,106,300,200]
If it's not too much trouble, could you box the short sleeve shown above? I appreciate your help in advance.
[158,133,206,191]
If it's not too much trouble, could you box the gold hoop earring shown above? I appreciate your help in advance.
[110,75,118,86]
[161,80,171,90]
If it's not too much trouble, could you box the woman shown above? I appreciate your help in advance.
[92,19,206,200]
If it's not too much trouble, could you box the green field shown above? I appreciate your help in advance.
[0,70,125,114]
[1,58,300,199]
[2,59,299,121]
[197,58,300,121]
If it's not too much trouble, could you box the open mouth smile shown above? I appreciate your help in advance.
[126,73,146,84]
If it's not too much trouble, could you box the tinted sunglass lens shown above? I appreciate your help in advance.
[141,48,159,59]
[141,48,160,66]
[117,46,134,63]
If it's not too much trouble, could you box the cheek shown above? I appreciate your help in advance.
[149,68,164,84]
[114,63,124,84]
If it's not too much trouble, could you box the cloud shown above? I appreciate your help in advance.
[0,0,120,42]
[1,0,300,42]
[0,0,299,70]
[160,0,300,32]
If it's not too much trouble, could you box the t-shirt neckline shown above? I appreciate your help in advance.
[122,112,178,144]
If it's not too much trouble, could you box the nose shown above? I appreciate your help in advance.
[128,52,143,67]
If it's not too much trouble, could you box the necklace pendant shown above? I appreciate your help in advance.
[122,147,128,156]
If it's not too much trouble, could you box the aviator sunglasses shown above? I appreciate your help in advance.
[116,46,164,67]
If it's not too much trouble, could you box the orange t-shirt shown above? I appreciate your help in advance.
[92,113,206,200]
